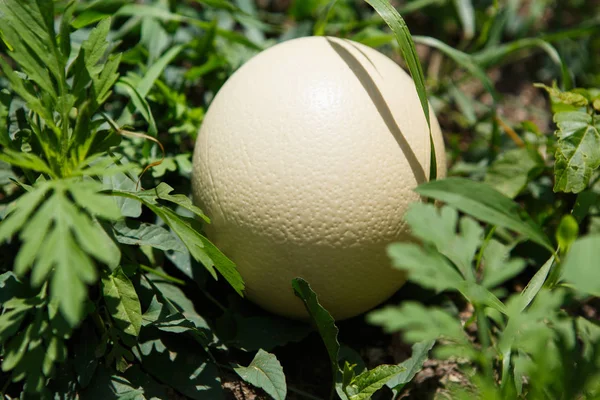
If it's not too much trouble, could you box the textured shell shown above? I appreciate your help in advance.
[192,36,446,320]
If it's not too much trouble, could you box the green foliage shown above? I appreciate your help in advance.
[293,278,407,400]
[535,84,600,193]
[370,199,600,399]
[1,0,599,398]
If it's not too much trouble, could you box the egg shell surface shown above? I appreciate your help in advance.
[192,36,446,320]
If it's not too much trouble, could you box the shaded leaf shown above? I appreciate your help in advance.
[561,235,600,296]
[234,349,287,400]
[292,278,340,379]
[102,268,142,341]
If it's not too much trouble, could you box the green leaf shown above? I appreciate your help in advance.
[103,172,142,218]
[345,364,405,400]
[552,111,600,193]
[80,365,145,400]
[110,186,244,296]
[3,181,120,326]
[415,177,553,251]
[561,235,600,296]
[484,148,544,199]
[518,255,555,312]
[480,240,526,289]
[101,268,142,341]
[136,183,209,222]
[134,334,223,400]
[404,203,482,280]
[387,242,464,291]
[234,349,287,400]
[0,148,54,176]
[0,0,61,99]
[386,340,434,394]
[292,278,341,380]
[113,220,186,253]
[363,0,437,180]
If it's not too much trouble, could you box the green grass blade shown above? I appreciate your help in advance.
[473,38,572,90]
[363,0,437,180]
[314,0,339,36]
[413,35,499,102]
[453,0,475,40]
[415,178,553,252]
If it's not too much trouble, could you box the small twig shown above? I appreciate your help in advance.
[495,115,526,148]
[101,112,165,190]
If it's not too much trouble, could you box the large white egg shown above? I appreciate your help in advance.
[192,36,446,320]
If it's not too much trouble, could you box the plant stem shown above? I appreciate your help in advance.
[139,264,186,285]
[475,226,497,274]
[475,306,494,381]
[202,289,228,313]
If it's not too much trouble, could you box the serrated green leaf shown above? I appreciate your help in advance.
[58,1,76,60]
[404,203,482,280]
[94,53,121,106]
[0,0,61,99]
[69,182,122,220]
[561,235,600,296]
[345,364,405,400]
[387,242,464,291]
[0,182,51,242]
[368,302,470,345]
[0,57,55,123]
[101,268,142,340]
[234,349,287,400]
[136,183,209,222]
[480,240,526,289]
[0,148,54,176]
[292,278,340,380]
[553,111,600,193]
[415,178,553,251]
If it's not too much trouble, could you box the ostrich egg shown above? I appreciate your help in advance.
[191,36,446,320]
